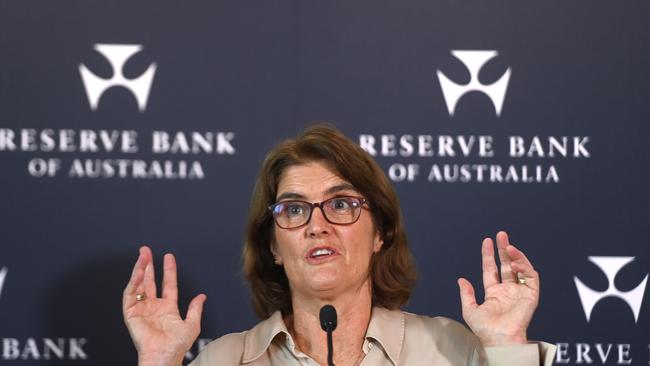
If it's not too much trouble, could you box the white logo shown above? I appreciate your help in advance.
[79,44,157,112]
[574,256,648,323]
[436,50,511,116]
[0,267,7,298]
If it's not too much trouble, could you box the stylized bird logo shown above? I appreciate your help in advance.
[0,267,7,298]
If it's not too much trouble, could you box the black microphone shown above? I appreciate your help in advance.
[319,304,337,366]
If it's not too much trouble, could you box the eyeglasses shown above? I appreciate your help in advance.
[268,196,369,229]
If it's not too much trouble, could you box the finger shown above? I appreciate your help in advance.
[457,278,478,318]
[162,253,178,301]
[481,238,499,289]
[123,265,145,311]
[507,245,540,292]
[141,246,158,298]
[185,294,207,325]
[507,243,534,268]
[124,249,145,295]
[496,231,516,283]
[123,249,146,307]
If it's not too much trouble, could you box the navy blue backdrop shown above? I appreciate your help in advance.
[1,1,649,365]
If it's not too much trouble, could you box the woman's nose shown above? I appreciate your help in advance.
[306,206,331,236]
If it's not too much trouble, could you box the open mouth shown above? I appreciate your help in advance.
[306,246,337,260]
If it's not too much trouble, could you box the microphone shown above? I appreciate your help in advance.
[319,304,337,366]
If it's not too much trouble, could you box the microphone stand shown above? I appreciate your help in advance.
[319,305,337,366]
[326,328,334,366]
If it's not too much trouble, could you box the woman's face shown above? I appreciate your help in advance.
[271,161,383,299]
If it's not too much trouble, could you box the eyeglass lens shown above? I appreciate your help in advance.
[272,197,363,228]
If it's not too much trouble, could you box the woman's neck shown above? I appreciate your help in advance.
[285,279,373,366]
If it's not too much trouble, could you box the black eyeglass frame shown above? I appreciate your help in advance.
[268,196,370,229]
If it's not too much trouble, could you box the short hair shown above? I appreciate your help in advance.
[243,124,417,318]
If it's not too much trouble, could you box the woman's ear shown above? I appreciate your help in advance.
[373,231,384,253]
[270,242,283,265]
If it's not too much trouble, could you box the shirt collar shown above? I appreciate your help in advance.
[242,311,290,363]
[364,306,405,365]
[242,306,405,365]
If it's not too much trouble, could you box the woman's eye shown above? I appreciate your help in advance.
[331,198,351,210]
[286,204,304,215]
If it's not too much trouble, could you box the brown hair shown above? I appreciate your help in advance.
[243,124,417,318]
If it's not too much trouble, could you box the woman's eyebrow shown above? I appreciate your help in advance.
[276,192,306,201]
[325,183,357,195]
[276,183,357,201]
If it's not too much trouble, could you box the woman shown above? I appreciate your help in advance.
[123,125,555,366]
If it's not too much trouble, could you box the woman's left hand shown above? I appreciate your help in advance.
[457,231,539,347]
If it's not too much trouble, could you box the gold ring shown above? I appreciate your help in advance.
[516,273,527,285]
[136,293,147,301]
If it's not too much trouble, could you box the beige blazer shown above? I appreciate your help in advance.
[190,307,556,366]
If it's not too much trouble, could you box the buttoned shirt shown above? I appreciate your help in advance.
[189,307,556,366]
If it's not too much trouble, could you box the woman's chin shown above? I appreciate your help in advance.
[293,265,368,298]
[304,272,343,294]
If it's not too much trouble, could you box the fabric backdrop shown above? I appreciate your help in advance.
[1,1,648,365]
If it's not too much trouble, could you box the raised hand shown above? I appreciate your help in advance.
[457,231,539,347]
[123,246,207,366]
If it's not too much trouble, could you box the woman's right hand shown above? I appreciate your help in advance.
[123,246,207,366]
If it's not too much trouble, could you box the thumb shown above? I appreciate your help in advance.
[457,278,478,318]
[185,294,207,325]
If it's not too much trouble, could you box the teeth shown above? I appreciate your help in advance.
[311,249,334,257]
